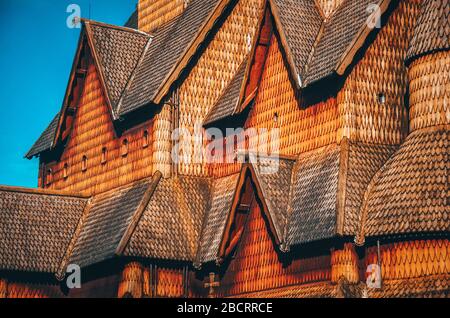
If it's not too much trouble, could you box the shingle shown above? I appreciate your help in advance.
[344,142,397,235]
[358,126,449,241]
[26,113,60,158]
[273,0,322,81]
[286,144,341,246]
[69,179,151,268]
[125,176,212,262]
[305,0,378,85]
[204,57,248,126]
[88,22,151,112]
[196,173,240,264]
[406,0,449,64]
[230,281,338,298]
[119,0,221,116]
[368,274,450,298]
[253,157,295,240]
[0,188,88,273]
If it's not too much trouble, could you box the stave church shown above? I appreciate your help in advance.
[0,0,448,298]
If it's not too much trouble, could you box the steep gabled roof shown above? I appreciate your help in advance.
[61,175,160,272]
[406,0,449,64]
[0,187,88,274]
[356,125,449,244]
[85,21,151,113]
[204,57,249,126]
[286,144,341,246]
[196,173,241,264]
[26,112,60,158]
[124,176,212,262]
[206,0,393,123]
[304,0,390,85]
[25,21,152,158]
[271,0,323,87]
[118,0,227,116]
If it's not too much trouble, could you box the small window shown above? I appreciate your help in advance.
[378,92,386,104]
[101,147,107,164]
[121,139,129,157]
[143,130,149,148]
[63,163,69,180]
[273,112,279,124]
[82,155,88,172]
[45,168,53,186]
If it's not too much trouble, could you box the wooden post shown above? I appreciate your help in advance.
[152,103,173,178]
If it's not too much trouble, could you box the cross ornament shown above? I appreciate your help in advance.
[204,272,220,298]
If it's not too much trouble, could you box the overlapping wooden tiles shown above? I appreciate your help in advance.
[218,202,331,297]
[408,51,449,132]
[363,239,449,280]
[178,0,264,177]
[245,34,339,153]
[46,64,154,195]
[315,0,345,19]
[138,0,186,33]
[118,262,185,298]
[1,282,63,298]
[337,0,421,145]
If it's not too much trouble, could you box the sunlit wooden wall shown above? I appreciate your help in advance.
[217,201,331,297]
[177,0,264,177]
[44,63,154,196]
[138,0,186,33]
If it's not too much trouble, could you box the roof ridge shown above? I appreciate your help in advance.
[82,19,151,37]
[115,34,155,116]
[0,185,88,198]
[56,197,94,280]
[115,172,163,256]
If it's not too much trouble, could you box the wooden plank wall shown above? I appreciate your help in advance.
[44,64,154,196]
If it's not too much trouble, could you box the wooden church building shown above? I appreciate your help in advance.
[0,0,448,298]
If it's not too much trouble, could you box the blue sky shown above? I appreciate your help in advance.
[0,0,136,187]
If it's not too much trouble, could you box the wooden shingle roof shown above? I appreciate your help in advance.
[286,144,341,246]
[26,21,152,158]
[203,57,249,126]
[124,176,212,262]
[272,0,323,85]
[196,173,241,264]
[0,187,88,273]
[356,126,449,244]
[206,0,393,122]
[86,21,151,113]
[406,0,450,64]
[67,178,156,269]
[26,112,60,158]
[118,0,223,116]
